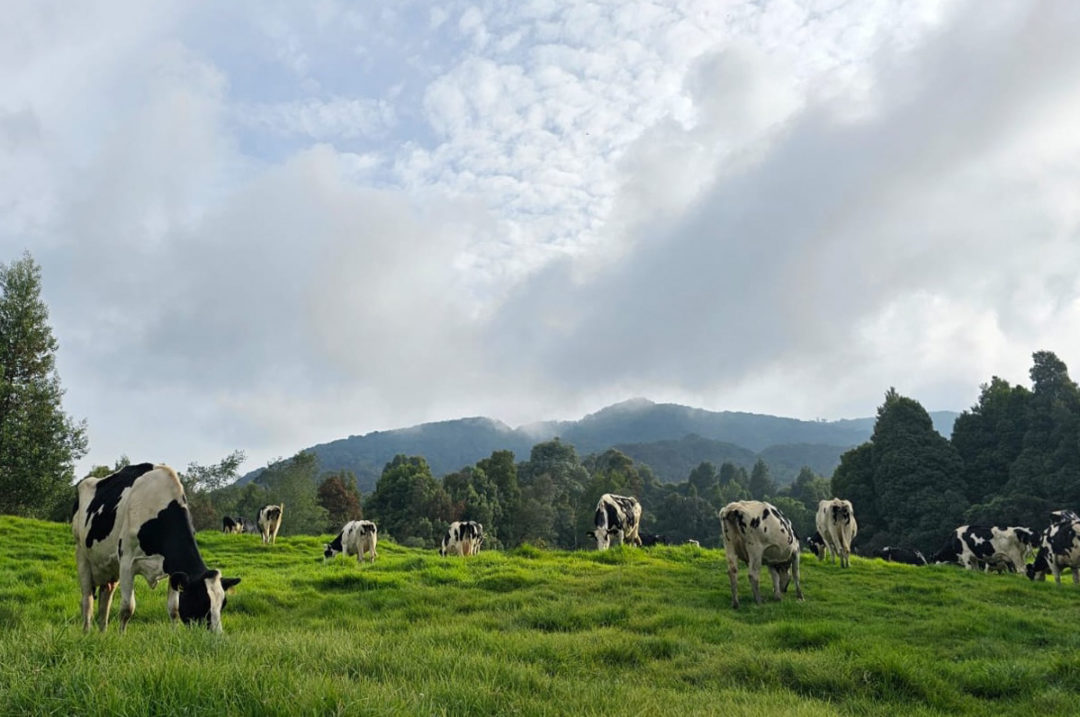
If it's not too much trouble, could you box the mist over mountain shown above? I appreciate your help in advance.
[239,398,959,492]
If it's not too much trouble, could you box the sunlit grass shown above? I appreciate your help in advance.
[1,515,1078,715]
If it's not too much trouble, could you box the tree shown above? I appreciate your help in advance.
[366,455,451,547]
[258,450,328,536]
[0,253,88,518]
[833,388,966,552]
[748,459,775,500]
[180,450,246,531]
[317,471,363,532]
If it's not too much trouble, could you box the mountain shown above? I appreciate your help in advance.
[238,398,959,492]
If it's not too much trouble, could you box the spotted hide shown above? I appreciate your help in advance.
[815,498,857,568]
[257,505,284,544]
[222,516,246,534]
[932,525,1038,573]
[1026,512,1080,585]
[72,463,240,633]
[587,493,643,550]
[719,500,803,609]
[440,521,484,557]
[873,546,928,566]
[805,531,826,560]
[324,520,378,564]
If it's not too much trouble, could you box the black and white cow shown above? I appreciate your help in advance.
[931,525,1038,573]
[815,498,858,568]
[324,520,378,564]
[639,533,668,547]
[440,521,484,557]
[587,493,643,550]
[805,531,826,560]
[72,463,240,633]
[257,504,284,544]
[1026,511,1080,584]
[222,516,246,534]
[873,546,928,566]
[719,500,803,609]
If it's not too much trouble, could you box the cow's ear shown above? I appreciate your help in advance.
[221,577,241,591]
[169,572,189,592]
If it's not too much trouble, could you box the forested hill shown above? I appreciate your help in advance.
[239,398,959,491]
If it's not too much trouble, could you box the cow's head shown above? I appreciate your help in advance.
[806,532,826,560]
[1026,548,1050,581]
[586,528,618,551]
[323,543,341,561]
[169,570,241,632]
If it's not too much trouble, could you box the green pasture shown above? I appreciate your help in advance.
[0,515,1078,716]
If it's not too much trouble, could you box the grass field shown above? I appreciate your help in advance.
[1,515,1079,716]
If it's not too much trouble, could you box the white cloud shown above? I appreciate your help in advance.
[4,0,1080,478]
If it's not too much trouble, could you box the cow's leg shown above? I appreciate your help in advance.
[726,553,740,609]
[96,581,117,631]
[748,555,763,604]
[1072,568,1079,584]
[1052,563,1063,586]
[118,568,136,633]
[370,542,377,563]
[167,584,181,623]
[791,553,804,601]
[77,562,95,633]
[768,566,782,601]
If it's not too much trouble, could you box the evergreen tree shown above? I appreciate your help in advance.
[0,252,87,517]
[366,454,451,548]
[748,459,775,500]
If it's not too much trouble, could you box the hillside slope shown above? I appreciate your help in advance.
[240,398,959,490]
[1,515,1075,716]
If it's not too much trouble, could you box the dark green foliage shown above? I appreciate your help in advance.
[257,450,328,536]
[0,253,87,518]
[748,458,775,500]
[317,471,363,532]
[833,389,966,552]
[181,450,246,531]
[366,455,451,548]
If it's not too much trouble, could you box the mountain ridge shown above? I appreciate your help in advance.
[238,398,959,491]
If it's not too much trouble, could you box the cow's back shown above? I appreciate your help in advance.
[73,463,161,585]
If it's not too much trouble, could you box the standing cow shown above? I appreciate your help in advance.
[816,498,857,568]
[72,463,240,633]
[1026,511,1080,584]
[440,521,484,557]
[719,500,803,609]
[257,504,284,544]
[324,520,378,564]
[587,494,643,550]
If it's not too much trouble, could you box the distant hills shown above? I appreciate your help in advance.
[239,398,959,492]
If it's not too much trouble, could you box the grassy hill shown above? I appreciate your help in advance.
[1,515,1076,716]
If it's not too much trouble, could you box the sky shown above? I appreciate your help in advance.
[2,1,1080,478]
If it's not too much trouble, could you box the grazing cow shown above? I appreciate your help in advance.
[587,493,643,550]
[686,539,701,548]
[1026,512,1080,584]
[72,463,240,633]
[805,531,827,560]
[440,521,484,557]
[931,525,1038,573]
[222,516,246,534]
[639,533,668,547]
[719,500,803,609]
[324,520,378,564]
[257,505,284,544]
[815,498,858,568]
[873,546,928,566]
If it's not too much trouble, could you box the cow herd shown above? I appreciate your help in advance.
[70,464,1080,633]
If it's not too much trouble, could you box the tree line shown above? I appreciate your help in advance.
[3,252,1079,556]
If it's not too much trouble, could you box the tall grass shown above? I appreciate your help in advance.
[1,516,1077,715]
